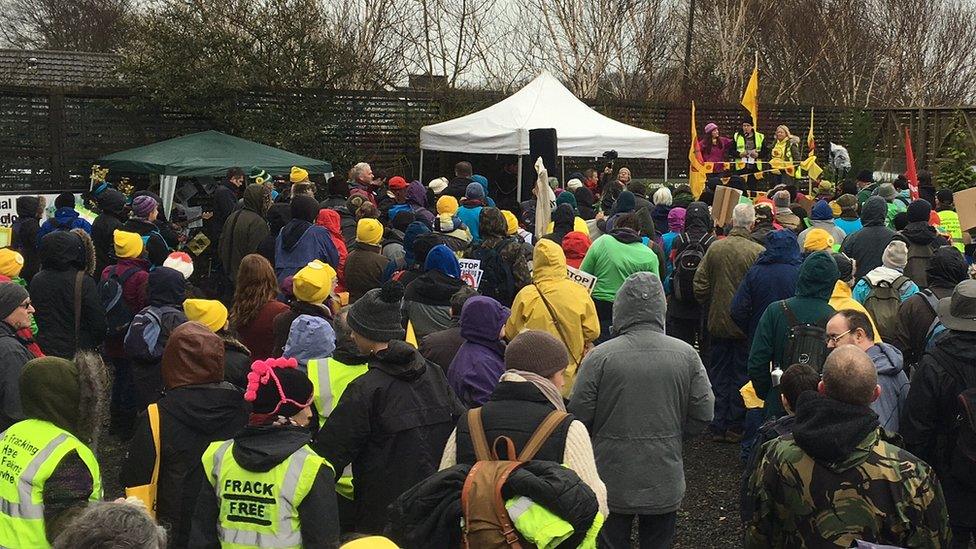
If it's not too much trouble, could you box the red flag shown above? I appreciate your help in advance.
[904,127,919,200]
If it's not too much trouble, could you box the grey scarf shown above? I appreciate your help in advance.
[500,370,566,412]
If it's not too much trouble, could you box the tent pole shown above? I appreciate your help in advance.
[418,150,424,184]
[664,158,669,184]
[561,156,565,184]
[517,156,523,203]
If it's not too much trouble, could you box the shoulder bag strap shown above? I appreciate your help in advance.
[467,408,492,462]
[532,284,582,369]
[74,270,84,344]
[148,403,161,488]
[781,301,799,328]
[517,410,569,462]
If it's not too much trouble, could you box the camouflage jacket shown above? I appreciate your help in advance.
[743,428,950,548]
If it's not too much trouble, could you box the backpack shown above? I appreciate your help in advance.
[919,289,948,350]
[461,408,568,549]
[99,266,141,337]
[935,347,976,490]
[124,305,185,363]
[672,233,713,303]
[903,241,935,289]
[862,275,909,343]
[781,301,829,373]
[469,239,517,307]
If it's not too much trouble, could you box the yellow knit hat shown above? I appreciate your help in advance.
[436,195,459,215]
[293,260,337,303]
[501,210,519,236]
[829,200,842,218]
[183,299,228,332]
[0,249,24,278]
[340,536,399,549]
[114,230,144,259]
[802,228,834,253]
[290,166,309,183]
[356,218,384,246]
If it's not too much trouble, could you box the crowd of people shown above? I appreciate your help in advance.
[0,153,973,549]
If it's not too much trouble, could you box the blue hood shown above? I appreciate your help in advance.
[424,244,461,279]
[756,229,802,266]
[53,207,81,227]
[403,221,432,266]
[283,314,336,368]
[811,200,833,220]
[866,343,904,376]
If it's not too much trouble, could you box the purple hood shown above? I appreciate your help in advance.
[447,296,510,407]
[667,207,686,232]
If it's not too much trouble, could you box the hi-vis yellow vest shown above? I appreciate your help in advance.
[735,131,766,170]
[202,440,332,548]
[0,419,102,548]
[937,209,965,252]
[308,358,368,500]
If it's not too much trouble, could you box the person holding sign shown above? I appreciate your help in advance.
[505,240,600,397]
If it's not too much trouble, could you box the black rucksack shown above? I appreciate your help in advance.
[672,233,713,303]
[469,239,517,307]
[935,347,976,490]
[124,305,186,363]
[903,242,935,289]
[781,301,829,373]
[99,266,141,337]
[862,275,910,343]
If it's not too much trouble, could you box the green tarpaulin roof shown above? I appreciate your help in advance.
[99,130,332,177]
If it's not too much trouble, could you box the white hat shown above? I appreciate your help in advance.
[163,252,194,279]
[428,177,449,195]
[566,178,583,191]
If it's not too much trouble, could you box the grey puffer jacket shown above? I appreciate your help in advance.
[866,343,909,434]
[569,272,714,515]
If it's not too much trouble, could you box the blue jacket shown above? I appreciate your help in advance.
[447,296,509,408]
[456,205,483,243]
[36,207,92,244]
[731,230,802,342]
[275,221,340,285]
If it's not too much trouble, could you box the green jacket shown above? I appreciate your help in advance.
[693,228,764,339]
[745,424,949,548]
[746,252,837,417]
[579,233,659,302]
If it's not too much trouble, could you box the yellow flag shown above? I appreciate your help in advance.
[741,57,759,128]
[689,101,707,198]
[800,155,823,181]
[806,107,815,156]
[406,321,418,348]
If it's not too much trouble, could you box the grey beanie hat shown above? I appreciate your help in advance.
[773,190,791,208]
[0,283,28,321]
[505,330,568,378]
[882,240,908,270]
[347,281,407,342]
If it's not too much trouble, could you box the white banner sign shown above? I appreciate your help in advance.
[458,258,483,289]
[566,266,597,293]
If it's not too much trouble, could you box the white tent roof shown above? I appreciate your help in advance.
[420,71,669,159]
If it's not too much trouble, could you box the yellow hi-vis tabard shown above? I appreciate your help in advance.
[202,440,332,548]
[307,358,368,500]
[0,419,102,548]
[734,131,766,170]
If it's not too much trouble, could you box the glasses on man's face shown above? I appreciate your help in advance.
[826,328,852,345]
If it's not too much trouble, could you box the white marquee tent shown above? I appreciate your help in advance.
[419,71,670,199]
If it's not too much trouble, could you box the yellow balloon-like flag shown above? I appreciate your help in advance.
[406,321,418,348]
[689,101,707,198]
[741,55,759,128]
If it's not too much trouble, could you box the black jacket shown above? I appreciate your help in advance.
[314,341,464,534]
[901,331,976,527]
[122,382,248,547]
[221,336,251,390]
[91,189,128,277]
[123,217,170,268]
[189,425,340,548]
[29,232,106,359]
[387,460,599,549]
[0,321,33,432]
[211,180,242,235]
[444,176,473,200]
[11,196,41,281]
[840,197,895,279]
[455,380,572,465]
[419,325,464,376]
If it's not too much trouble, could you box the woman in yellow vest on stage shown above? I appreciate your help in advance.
[190,357,340,548]
[0,353,106,548]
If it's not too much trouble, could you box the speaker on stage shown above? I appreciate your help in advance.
[522,128,558,199]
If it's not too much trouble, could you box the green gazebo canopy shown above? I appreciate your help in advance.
[99,130,331,177]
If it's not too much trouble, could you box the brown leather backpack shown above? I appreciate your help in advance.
[461,408,569,549]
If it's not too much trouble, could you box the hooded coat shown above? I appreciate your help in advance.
[126,267,188,407]
[0,320,34,431]
[36,206,92,244]
[505,241,600,396]
[282,314,337,370]
[744,391,949,548]
[406,180,435,225]
[123,216,170,268]
[840,197,895,279]
[865,343,909,433]
[11,196,41,281]
[345,243,391,305]
[901,330,976,528]
[561,231,592,269]
[255,202,290,265]
[668,202,714,320]
[90,189,128,277]
[446,297,509,407]
[693,227,764,339]
[29,232,106,359]
[403,245,466,338]
[218,184,270,283]
[542,203,577,245]
[893,221,950,288]
[100,256,151,358]
[274,209,339,286]
[574,187,597,220]
[893,247,968,367]
[747,252,838,418]
[579,228,659,303]
[121,322,247,547]
[315,209,348,287]
[797,201,846,249]
[271,300,334,359]
[314,340,464,534]
[569,272,715,514]
[469,208,531,305]
[731,230,802,342]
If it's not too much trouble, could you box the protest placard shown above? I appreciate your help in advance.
[458,258,483,289]
[712,185,742,227]
[566,266,597,293]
